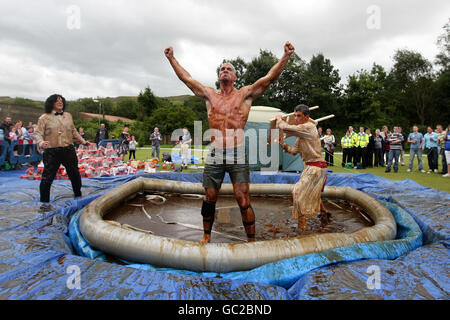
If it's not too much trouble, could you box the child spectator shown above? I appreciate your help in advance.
[23,126,35,157]
[9,127,18,156]
[128,136,137,160]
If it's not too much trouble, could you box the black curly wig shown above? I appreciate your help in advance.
[44,94,66,113]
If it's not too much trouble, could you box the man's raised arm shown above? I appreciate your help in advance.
[164,46,209,99]
[246,41,295,99]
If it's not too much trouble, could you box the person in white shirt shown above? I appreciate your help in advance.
[128,136,137,160]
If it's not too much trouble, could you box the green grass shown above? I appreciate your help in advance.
[126,149,450,193]
[326,153,450,193]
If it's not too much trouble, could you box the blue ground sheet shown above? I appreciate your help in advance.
[0,170,448,299]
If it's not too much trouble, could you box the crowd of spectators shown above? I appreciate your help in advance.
[0,117,39,164]
[318,124,449,177]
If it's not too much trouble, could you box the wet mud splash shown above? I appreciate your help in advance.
[103,193,374,243]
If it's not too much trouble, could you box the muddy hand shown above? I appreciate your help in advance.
[41,141,50,148]
[164,46,174,59]
[284,41,295,56]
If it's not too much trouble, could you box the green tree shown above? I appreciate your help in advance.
[276,53,308,112]
[303,54,342,122]
[390,49,434,125]
[435,20,450,71]
[215,57,248,89]
[183,95,208,129]
[115,98,138,119]
[76,98,100,114]
[137,87,158,120]
[148,106,198,139]
[343,64,394,131]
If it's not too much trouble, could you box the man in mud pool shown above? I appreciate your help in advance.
[165,41,295,243]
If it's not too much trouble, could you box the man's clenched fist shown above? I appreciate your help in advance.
[284,41,295,56]
[164,46,174,59]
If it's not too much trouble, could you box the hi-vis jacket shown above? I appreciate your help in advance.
[341,135,353,148]
[353,132,369,148]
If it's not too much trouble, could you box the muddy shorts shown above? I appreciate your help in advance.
[202,146,249,189]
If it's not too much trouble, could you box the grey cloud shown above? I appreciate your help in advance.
[0,0,448,100]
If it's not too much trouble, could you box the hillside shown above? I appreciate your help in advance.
[0,97,44,124]
[0,95,195,124]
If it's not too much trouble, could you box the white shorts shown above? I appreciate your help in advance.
[181,144,191,161]
[445,150,450,163]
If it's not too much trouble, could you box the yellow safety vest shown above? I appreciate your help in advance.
[355,133,369,148]
[341,136,353,148]
[350,132,358,147]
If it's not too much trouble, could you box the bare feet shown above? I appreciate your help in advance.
[200,234,211,244]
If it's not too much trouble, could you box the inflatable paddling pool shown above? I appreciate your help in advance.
[80,177,396,273]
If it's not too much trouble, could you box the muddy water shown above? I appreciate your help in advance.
[103,193,374,243]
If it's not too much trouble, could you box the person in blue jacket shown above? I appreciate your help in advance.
[422,126,439,173]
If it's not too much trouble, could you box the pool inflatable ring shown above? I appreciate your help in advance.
[80,177,396,272]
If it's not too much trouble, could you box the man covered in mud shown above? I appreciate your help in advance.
[276,104,330,232]
[165,41,295,243]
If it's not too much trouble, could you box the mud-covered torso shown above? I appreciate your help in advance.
[205,88,252,148]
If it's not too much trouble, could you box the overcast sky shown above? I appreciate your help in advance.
[0,0,448,100]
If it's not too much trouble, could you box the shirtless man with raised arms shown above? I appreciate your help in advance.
[165,42,295,243]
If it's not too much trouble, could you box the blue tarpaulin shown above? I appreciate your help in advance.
[0,169,448,299]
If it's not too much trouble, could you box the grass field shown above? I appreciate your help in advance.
[126,148,450,193]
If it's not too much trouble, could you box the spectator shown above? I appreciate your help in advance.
[17,121,26,137]
[317,126,325,150]
[385,126,403,173]
[436,124,447,175]
[150,127,162,160]
[383,128,391,164]
[34,94,89,211]
[341,130,353,167]
[9,127,18,156]
[407,125,425,173]
[14,121,24,139]
[398,127,407,166]
[373,129,385,167]
[443,124,450,178]
[323,128,335,166]
[423,126,439,173]
[180,127,192,169]
[365,128,374,168]
[23,126,35,157]
[354,126,369,169]
[128,136,137,160]
[26,121,33,130]
[0,117,13,143]
[119,127,131,161]
[95,123,109,146]
[348,125,357,166]
[380,125,388,139]
[14,121,25,156]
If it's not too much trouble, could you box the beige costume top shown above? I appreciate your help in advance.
[34,112,86,148]
[276,120,323,163]
[276,118,327,221]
